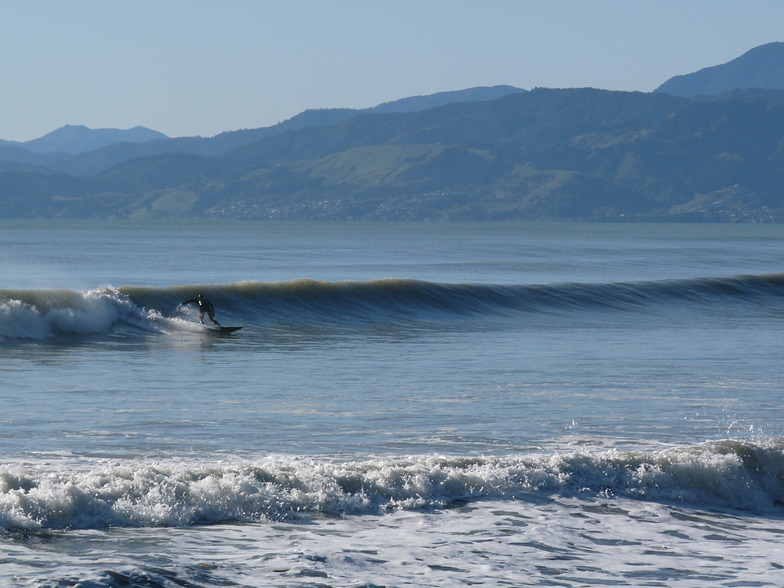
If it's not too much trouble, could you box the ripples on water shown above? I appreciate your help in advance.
[1,221,784,586]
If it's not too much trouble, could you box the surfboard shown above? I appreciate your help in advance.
[212,326,243,333]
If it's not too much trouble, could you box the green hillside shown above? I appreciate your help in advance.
[2,87,784,221]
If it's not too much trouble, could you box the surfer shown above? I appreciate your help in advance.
[180,294,221,326]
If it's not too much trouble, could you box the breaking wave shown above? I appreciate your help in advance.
[2,273,783,342]
[1,439,782,530]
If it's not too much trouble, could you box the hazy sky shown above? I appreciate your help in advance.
[2,0,783,141]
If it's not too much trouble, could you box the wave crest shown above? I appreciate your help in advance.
[3,273,783,342]
[2,439,782,530]
[0,287,160,341]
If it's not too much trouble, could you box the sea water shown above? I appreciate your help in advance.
[1,220,783,587]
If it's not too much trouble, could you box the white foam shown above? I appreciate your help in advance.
[1,441,782,531]
[4,495,783,587]
[0,299,51,340]
[0,287,158,341]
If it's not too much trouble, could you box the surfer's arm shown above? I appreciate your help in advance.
[180,298,199,307]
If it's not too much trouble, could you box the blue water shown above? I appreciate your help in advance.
[1,221,783,586]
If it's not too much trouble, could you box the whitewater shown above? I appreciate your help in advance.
[1,220,784,587]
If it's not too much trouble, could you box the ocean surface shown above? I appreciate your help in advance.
[1,220,783,587]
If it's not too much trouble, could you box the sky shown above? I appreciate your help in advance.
[2,0,783,142]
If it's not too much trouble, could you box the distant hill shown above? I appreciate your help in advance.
[7,52,784,223]
[20,125,168,154]
[655,42,784,97]
[4,87,784,222]
[371,85,525,113]
[0,86,524,176]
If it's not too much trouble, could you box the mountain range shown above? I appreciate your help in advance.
[2,44,784,222]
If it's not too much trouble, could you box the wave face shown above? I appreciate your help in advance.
[2,273,783,341]
[1,440,782,530]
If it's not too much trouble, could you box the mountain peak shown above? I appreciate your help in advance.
[655,41,784,97]
[23,125,168,155]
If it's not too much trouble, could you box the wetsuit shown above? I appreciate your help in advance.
[181,295,221,326]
